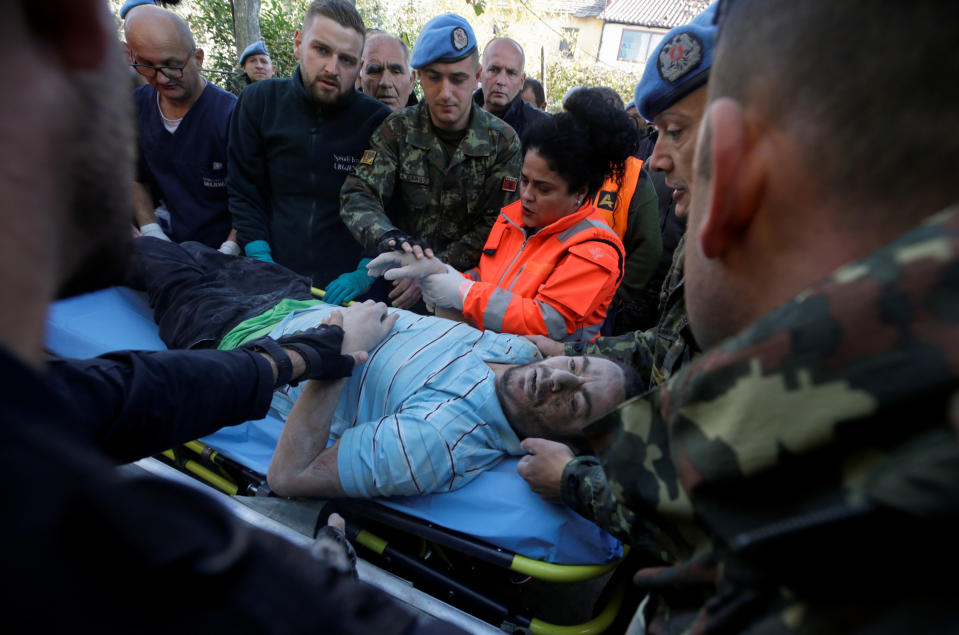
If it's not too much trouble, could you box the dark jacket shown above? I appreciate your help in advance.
[0,343,447,633]
[472,89,550,142]
[228,68,390,286]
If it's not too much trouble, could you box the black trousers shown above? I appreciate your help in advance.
[130,237,313,349]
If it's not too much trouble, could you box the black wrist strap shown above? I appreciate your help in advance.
[245,336,293,388]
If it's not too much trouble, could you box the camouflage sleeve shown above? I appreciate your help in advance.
[438,131,522,270]
[561,456,639,544]
[615,171,662,304]
[564,328,658,380]
[339,119,402,251]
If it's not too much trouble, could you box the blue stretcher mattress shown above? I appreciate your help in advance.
[46,287,623,565]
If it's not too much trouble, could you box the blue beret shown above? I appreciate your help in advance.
[410,14,477,69]
[240,41,270,66]
[634,2,718,121]
[120,0,156,19]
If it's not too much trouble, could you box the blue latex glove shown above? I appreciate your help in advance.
[323,258,374,306]
[245,239,274,263]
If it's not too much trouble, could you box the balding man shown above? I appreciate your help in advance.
[473,37,548,139]
[126,6,236,249]
[358,32,416,111]
[531,0,959,631]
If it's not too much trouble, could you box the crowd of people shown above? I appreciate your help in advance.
[2,0,957,631]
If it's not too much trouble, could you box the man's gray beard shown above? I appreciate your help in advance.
[57,49,137,298]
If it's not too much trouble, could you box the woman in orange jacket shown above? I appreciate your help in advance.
[367,88,638,341]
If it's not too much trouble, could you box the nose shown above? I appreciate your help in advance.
[323,56,339,76]
[520,181,534,203]
[647,136,672,173]
[439,78,454,100]
[549,369,579,392]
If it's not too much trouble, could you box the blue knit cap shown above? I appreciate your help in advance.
[240,41,270,66]
[410,14,477,69]
[634,2,718,121]
[120,0,156,19]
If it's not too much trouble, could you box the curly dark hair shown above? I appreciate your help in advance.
[521,87,639,198]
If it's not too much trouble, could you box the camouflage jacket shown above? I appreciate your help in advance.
[339,101,521,271]
[561,234,699,548]
[579,206,959,633]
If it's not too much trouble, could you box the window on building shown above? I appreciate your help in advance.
[560,27,579,59]
[618,29,663,64]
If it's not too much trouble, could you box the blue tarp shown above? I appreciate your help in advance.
[46,287,623,565]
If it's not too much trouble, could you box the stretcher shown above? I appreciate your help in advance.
[46,286,630,633]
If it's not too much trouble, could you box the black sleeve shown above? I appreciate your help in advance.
[44,348,275,463]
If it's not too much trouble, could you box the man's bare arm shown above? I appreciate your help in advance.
[267,302,398,498]
[267,379,347,497]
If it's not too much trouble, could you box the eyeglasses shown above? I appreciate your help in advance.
[131,48,195,80]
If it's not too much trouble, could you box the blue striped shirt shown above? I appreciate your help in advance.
[267,307,541,497]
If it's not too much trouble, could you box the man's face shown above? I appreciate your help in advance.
[128,38,204,104]
[360,36,414,111]
[417,55,481,131]
[647,86,708,218]
[520,85,541,110]
[242,53,274,82]
[294,14,363,106]
[497,356,627,440]
[480,40,525,116]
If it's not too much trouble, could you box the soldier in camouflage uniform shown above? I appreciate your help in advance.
[339,14,521,308]
[563,0,959,631]
[519,9,714,505]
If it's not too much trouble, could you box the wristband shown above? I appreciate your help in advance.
[244,336,293,388]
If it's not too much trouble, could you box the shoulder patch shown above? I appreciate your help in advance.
[596,191,617,211]
[360,150,377,166]
[502,176,518,192]
[658,32,704,83]
[587,247,607,261]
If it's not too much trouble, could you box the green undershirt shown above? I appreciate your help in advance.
[217,298,324,350]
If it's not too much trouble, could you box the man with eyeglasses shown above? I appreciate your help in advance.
[125,5,237,251]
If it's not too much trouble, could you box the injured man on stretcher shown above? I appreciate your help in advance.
[132,238,642,499]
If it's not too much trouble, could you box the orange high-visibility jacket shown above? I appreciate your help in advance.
[461,200,625,341]
[593,156,643,241]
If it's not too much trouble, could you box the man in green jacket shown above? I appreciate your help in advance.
[228,0,390,303]
[339,14,521,309]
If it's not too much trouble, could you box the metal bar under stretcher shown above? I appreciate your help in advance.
[129,457,500,635]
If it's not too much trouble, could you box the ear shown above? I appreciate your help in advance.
[194,48,205,68]
[573,184,589,204]
[293,29,303,61]
[24,0,110,70]
[698,97,767,259]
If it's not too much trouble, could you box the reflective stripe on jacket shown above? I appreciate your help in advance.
[460,200,625,341]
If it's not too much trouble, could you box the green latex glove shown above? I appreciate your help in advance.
[244,239,274,263]
[323,258,374,306]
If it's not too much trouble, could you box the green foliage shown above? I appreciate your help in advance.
[544,59,639,114]
[187,0,239,92]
